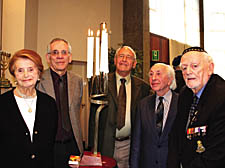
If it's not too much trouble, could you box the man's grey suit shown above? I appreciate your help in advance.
[89,72,150,157]
[37,69,83,153]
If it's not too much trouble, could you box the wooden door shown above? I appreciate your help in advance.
[150,33,169,67]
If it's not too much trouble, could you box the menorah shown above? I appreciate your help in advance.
[86,22,109,155]
[0,51,12,88]
[78,23,109,167]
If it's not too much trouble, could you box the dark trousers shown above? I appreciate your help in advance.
[54,138,80,168]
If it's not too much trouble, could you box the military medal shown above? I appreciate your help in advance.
[196,140,205,153]
[187,125,207,140]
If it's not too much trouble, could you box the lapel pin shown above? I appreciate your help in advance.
[196,140,205,153]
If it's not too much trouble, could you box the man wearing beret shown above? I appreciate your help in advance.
[172,55,185,93]
[168,47,225,168]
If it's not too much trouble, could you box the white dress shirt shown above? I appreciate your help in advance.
[115,72,131,138]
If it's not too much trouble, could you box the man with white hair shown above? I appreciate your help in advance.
[168,47,225,168]
[130,63,178,168]
[89,46,150,168]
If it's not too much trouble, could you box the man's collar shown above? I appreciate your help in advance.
[50,68,67,79]
[196,84,206,99]
[156,90,172,102]
[115,72,131,83]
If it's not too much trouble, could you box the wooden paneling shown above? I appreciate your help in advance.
[150,33,169,67]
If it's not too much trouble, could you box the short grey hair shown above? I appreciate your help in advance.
[47,38,72,54]
[152,63,177,90]
[115,46,136,59]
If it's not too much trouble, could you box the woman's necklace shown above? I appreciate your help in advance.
[24,98,35,113]
[15,88,36,113]
[15,87,36,99]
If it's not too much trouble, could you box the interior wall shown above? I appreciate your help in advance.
[37,0,112,69]
[2,0,25,52]
[143,0,150,81]
[122,0,150,82]
[110,0,123,49]
[24,0,38,51]
[123,0,143,50]
[169,39,191,66]
[2,0,26,84]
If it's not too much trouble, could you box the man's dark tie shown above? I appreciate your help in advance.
[187,95,199,127]
[117,78,126,130]
[59,77,71,132]
[156,96,164,136]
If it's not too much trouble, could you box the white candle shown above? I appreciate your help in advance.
[87,29,94,78]
[95,30,100,76]
[100,24,109,73]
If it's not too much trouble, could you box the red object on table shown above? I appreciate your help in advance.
[79,151,117,168]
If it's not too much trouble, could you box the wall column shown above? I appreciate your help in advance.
[123,0,150,81]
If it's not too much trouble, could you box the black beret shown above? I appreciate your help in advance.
[172,55,182,66]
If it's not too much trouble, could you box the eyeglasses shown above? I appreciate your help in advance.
[117,54,135,60]
[49,50,69,56]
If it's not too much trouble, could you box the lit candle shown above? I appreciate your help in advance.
[95,30,100,76]
[100,23,109,73]
[87,29,94,78]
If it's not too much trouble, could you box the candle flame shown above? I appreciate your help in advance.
[88,29,94,36]
[97,30,100,36]
[88,28,91,36]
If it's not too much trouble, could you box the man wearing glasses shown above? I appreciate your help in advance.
[89,46,150,168]
[37,38,83,168]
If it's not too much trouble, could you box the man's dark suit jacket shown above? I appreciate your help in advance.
[130,91,178,168]
[88,72,150,157]
[168,74,225,168]
[0,89,58,168]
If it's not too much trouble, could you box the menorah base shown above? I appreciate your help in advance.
[79,151,102,166]
[0,78,12,88]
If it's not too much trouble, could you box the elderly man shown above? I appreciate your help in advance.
[172,55,185,93]
[37,38,83,168]
[88,46,150,168]
[130,63,178,168]
[168,47,225,168]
